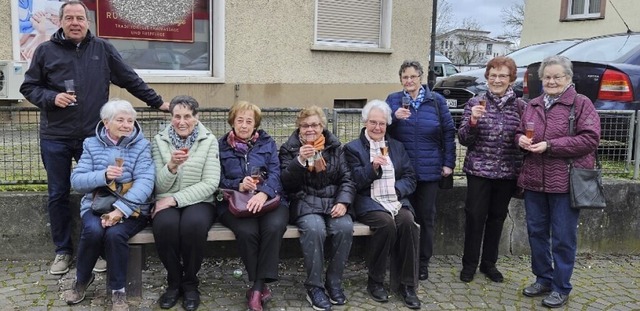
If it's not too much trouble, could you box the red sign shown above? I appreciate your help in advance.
[95,0,194,43]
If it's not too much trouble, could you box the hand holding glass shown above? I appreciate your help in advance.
[64,79,77,106]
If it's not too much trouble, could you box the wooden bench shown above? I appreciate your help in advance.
[126,222,373,297]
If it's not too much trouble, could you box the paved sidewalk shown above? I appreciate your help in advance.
[0,254,638,310]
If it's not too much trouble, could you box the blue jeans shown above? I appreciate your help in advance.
[40,138,84,255]
[296,213,353,289]
[76,212,148,290]
[524,190,580,295]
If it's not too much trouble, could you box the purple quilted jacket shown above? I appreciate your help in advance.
[515,86,600,193]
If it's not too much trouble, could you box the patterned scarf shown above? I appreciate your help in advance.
[486,86,516,110]
[543,84,574,110]
[227,129,259,154]
[403,86,426,110]
[299,134,327,172]
[168,124,198,151]
[365,132,401,216]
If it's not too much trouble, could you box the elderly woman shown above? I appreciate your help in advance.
[66,99,154,310]
[218,101,288,311]
[279,106,355,311]
[386,60,456,281]
[457,56,526,283]
[344,100,421,309]
[517,55,600,308]
[152,95,220,311]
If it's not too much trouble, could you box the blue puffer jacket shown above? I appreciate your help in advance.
[71,121,155,217]
[386,88,456,182]
[218,129,283,215]
[344,129,417,217]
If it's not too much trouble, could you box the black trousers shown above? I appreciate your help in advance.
[409,181,439,268]
[358,209,420,289]
[220,203,289,283]
[152,202,216,292]
[462,175,517,271]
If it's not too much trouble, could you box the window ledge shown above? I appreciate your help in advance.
[561,16,604,22]
[138,75,225,84]
[311,45,393,54]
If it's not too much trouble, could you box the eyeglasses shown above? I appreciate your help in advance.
[401,75,421,81]
[300,123,321,129]
[488,74,510,81]
[367,120,387,128]
[542,75,567,82]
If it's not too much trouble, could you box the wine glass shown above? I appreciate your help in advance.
[379,141,389,156]
[64,79,77,106]
[249,166,261,194]
[401,97,410,110]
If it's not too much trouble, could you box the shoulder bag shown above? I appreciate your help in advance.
[91,181,148,217]
[221,188,281,217]
[433,94,454,189]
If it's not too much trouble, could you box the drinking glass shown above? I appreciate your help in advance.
[64,79,77,106]
[179,147,189,154]
[525,122,535,139]
[379,141,389,156]
[401,97,410,109]
[478,99,486,108]
[249,166,261,194]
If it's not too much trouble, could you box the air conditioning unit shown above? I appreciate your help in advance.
[0,61,27,100]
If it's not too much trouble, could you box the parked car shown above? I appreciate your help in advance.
[120,48,192,70]
[432,39,583,110]
[432,52,460,83]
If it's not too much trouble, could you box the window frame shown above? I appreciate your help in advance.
[560,0,606,21]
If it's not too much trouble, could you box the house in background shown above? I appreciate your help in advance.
[437,29,512,65]
[520,0,639,46]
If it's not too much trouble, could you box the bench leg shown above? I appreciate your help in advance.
[127,245,144,297]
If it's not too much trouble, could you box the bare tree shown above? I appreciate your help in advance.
[501,0,525,41]
[436,0,455,35]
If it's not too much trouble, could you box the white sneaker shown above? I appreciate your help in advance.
[50,254,70,275]
[93,257,107,273]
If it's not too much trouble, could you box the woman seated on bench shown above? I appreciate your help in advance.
[151,95,221,311]
[217,101,289,311]
[66,99,155,310]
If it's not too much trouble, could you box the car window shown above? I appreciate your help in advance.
[507,40,581,67]
[433,65,443,77]
[560,34,640,62]
[444,63,459,75]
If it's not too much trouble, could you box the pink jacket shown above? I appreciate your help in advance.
[516,86,601,193]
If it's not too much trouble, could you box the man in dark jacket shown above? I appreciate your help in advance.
[19,0,168,276]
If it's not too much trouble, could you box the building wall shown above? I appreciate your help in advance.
[1,0,432,108]
[521,0,639,46]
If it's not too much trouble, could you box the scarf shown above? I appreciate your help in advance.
[168,124,198,151]
[543,84,574,110]
[227,129,259,154]
[403,86,426,110]
[300,134,327,173]
[365,132,401,216]
[486,86,516,110]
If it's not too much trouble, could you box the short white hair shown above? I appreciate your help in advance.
[361,99,392,125]
[100,98,137,121]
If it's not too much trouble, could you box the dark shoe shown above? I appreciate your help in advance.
[247,290,263,311]
[522,283,552,297]
[325,283,346,305]
[366,278,388,303]
[63,273,95,305]
[182,290,200,311]
[479,265,504,283]
[159,288,181,309]
[397,285,421,309]
[459,268,475,283]
[246,285,272,304]
[306,286,332,311]
[418,266,428,280]
[542,291,569,308]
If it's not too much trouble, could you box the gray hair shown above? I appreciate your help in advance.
[100,99,137,121]
[399,60,424,77]
[361,100,392,125]
[59,0,90,20]
[170,95,199,116]
[538,55,573,79]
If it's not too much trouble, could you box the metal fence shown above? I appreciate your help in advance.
[0,107,637,185]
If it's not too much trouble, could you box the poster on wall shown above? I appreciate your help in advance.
[17,0,64,62]
[95,0,194,42]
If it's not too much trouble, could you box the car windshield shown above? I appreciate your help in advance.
[560,34,640,62]
[507,40,580,67]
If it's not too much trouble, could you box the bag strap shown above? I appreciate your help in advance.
[104,184,154,207]
[567,96,600,168]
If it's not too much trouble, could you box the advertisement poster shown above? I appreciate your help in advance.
[96,0,194,43]
[17,0,64,61]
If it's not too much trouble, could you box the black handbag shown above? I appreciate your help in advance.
[567,104,606,209]
[221,188,281,218]
[91,181,149,216]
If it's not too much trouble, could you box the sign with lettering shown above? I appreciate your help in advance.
[95,0,194,42]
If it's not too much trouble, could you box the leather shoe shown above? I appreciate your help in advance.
[158,288,181,309]
[542,291,569,308]
[459,269,475,283]
[522,283,552,297]
[182,290,200,311]
[397,285,421,309]
[247,290,263,311]
[246,285,272,304]
[366,279,388,302]
[479,265,504,283]
[418,266,428,280]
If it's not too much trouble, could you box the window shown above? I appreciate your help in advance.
[334,99,366,109]
[561,0,605,20]
[444,63,459,76]
[314,0,392,50]
[486,44,493,55]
